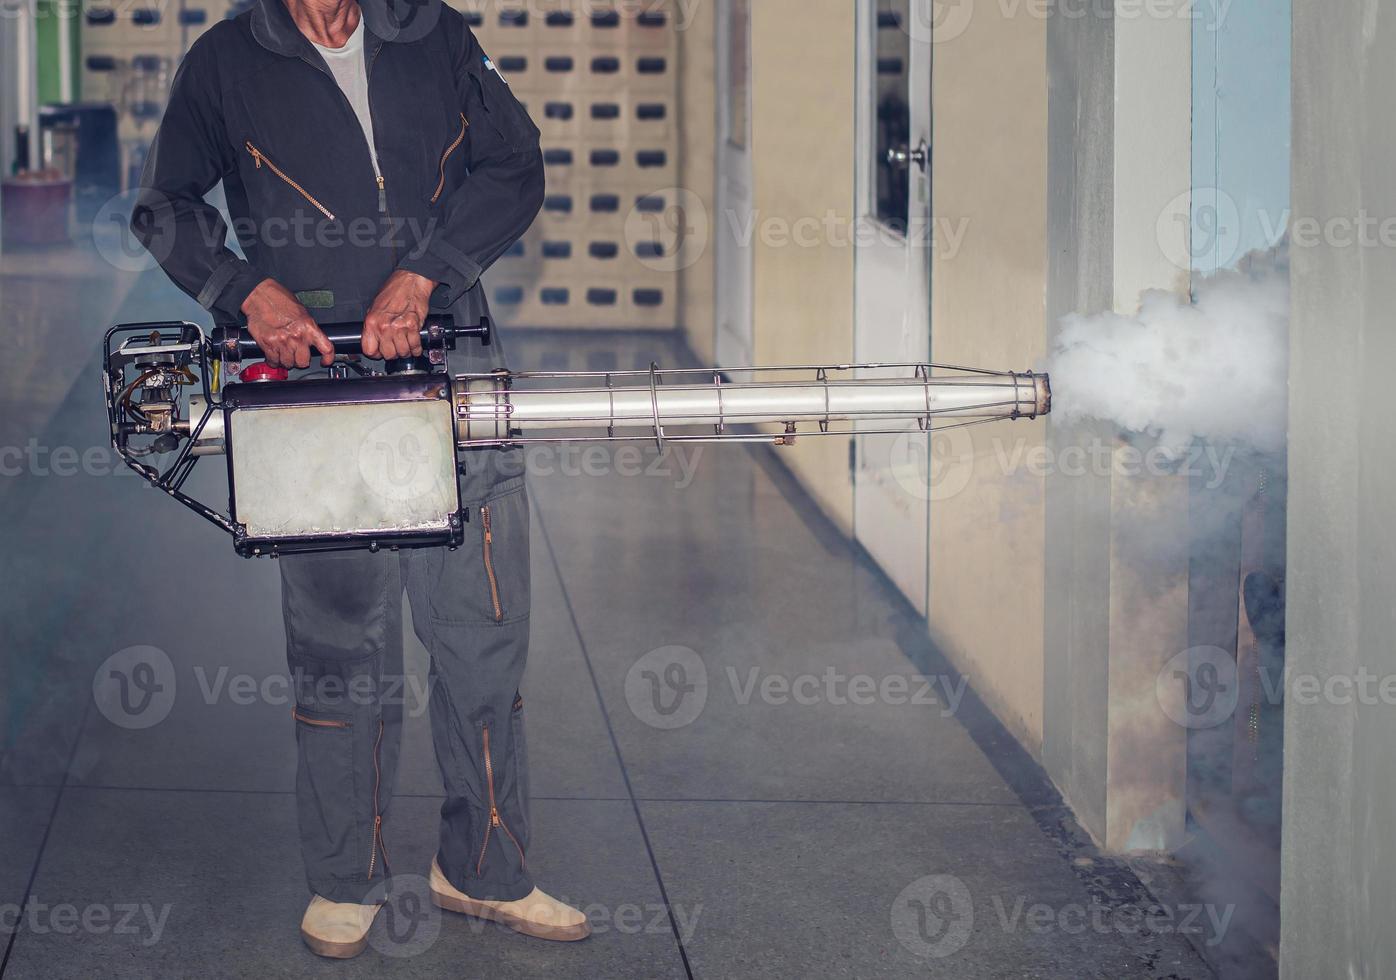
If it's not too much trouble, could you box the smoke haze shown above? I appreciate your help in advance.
[1047,248,1290,455]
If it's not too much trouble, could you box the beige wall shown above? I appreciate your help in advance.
[674,0,856,530]
[747,0,857,531]
[927,6,1049,749]
[676,0,716,363]
[679,0,1205,852]
[687,0,1048,746]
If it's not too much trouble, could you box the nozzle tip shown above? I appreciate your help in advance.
[1035,375,1053,417]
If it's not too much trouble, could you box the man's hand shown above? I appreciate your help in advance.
[363,270,438,360]
[241,279,336,368]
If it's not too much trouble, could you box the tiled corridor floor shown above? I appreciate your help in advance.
[0,254,1215,978]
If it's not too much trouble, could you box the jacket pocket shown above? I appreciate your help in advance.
[468,57,541,151]
[431,113,469,204]
[245,140,337,221]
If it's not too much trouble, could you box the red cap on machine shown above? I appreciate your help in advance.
[240,363,289,383]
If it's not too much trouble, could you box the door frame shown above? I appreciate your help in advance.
[714,0,754,367]
[852,0,934,616]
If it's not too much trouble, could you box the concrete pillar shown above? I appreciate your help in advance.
[1282,0,1396,975]
[676,0,717,363]
[1043,2,1193,853]
[1103,455,1191,851]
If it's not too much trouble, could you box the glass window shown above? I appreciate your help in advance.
[727,0,751,149]
[873,0,911,231]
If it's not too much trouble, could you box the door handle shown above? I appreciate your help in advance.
[887,140,929,173]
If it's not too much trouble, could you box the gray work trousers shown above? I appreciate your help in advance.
[279,475,532,905]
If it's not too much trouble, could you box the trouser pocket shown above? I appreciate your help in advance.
[293,706,362,884]
[281,548,404,904]
[478,487,529,624]
[294,701,394,888]
[427,483,530,626]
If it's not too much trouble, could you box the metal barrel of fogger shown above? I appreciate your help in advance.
[454,370,1052,445]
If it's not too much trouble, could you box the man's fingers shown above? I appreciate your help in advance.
[242,282,323,370]
[389,312,424,357]
[379,329,400,360]
[362,313,382,359]
[259,338,283,368]
[368,316,415,361]
[308,323,336,366]
[290,319,319,369]
[363,309,430,361]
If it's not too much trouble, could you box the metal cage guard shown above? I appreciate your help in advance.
[451,362,1051,452]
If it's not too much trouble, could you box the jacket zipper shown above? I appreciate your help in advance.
[368,717,390,878]
[365,42,401,267]
[475,722,525,877]
[481,504,503,623]
[370,41,387,217]
[431,113,468,204]
[244,141,336,221]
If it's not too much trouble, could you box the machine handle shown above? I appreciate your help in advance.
[209,315,490,361]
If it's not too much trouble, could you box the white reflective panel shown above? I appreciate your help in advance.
[229,400,458,539]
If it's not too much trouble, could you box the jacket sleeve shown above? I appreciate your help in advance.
[131,40,268,322]
[397,19,545,307]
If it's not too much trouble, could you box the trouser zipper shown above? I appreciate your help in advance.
[292,707,349,728]
[368,717,390,878]
[475,722,525,876]
[431,113,468,204]
[481,505,503,623]
[244,141,336,221]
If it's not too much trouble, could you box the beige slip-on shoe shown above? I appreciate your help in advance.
[429,858,591,942]
[300,895,384,959]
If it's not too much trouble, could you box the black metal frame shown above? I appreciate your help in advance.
[104,321,235,535]
[103,318,486,559]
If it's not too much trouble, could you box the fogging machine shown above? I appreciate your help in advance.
[103,316,1052,558]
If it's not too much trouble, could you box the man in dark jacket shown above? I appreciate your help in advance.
[132,0,588,957]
